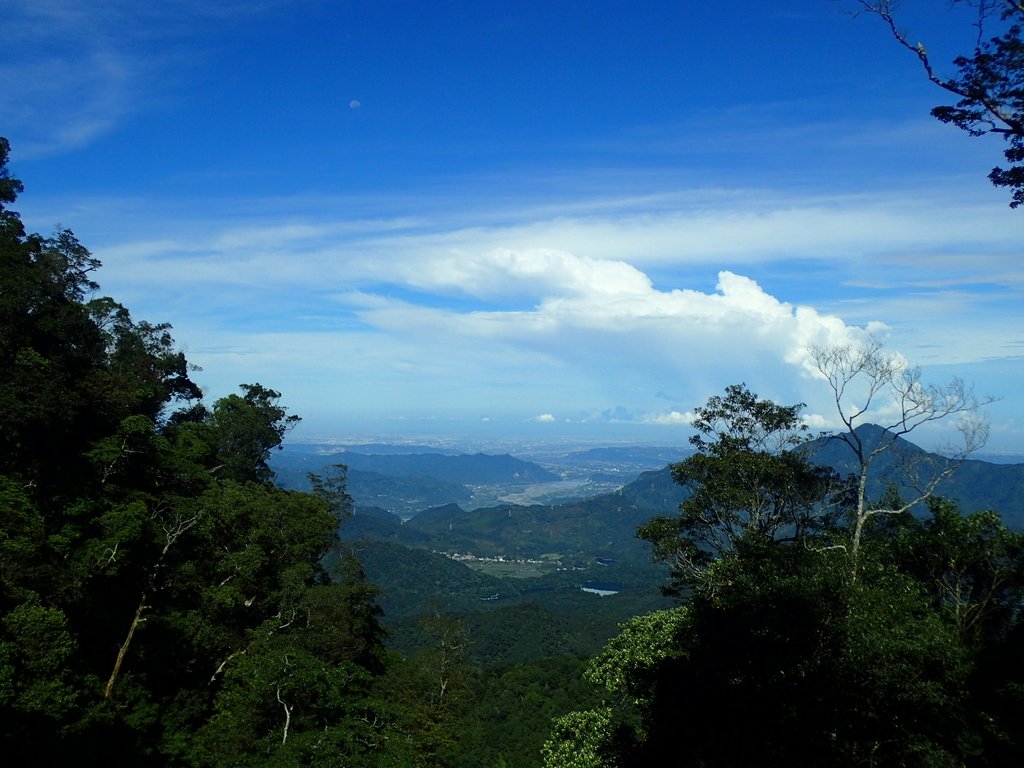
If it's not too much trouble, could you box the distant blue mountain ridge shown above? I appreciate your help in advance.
[275,425,1023,564]
[620,423,1024,530]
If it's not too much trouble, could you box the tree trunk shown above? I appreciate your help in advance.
[104,593,147,700]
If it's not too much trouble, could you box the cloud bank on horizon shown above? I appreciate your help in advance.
[4,0,1023,450]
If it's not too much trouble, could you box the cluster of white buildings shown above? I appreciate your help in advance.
[435,550,549,566]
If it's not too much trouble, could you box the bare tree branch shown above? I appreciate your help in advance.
[277,685,293,745]
[810,339,993,578]
[853,0,1024,205]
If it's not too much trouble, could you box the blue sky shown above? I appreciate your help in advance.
[4,0,1023,452]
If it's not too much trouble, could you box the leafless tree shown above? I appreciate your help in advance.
[810,338,992,576]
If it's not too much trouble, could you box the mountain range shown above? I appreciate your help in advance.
[297,425,1023,669]
[276,424,1024,581]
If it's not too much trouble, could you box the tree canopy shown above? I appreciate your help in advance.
[636,384,841,593]
[0,139,450,765]
[546,385,1024,767]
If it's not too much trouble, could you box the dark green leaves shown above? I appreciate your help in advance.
[931,16,1024,206]
[0,138,23,212]
[638,384,840,592]
[0,140,401,764]
[209,384,300,484]
[858,1,1024,207]
[688,382,808,456]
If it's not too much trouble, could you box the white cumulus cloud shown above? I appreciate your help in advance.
[642,411,696,426]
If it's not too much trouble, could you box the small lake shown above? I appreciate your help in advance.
[581,581,622,597]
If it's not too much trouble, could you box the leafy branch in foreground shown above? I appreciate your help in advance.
[855,0,1024,206]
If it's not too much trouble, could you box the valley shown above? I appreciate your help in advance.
[271,430,1024,653]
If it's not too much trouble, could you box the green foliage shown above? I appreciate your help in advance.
[0,599,77,716]
[0,140,423,765]
[308,464,355,522]
[548,384,1024,766]
[929,4,1024,207]
[379,611,476,767]
[637,384,840,592]
[885,498,1024,647]
[584,606,690,702]
[0,138,23,212]
[686,382,809,456]
[547,543,984,766]
[454,655,600,768]
[191,589,388,767]
[542,708,618,768]
[858,1,1024,206]
[400,495,658,566]
[209,383,300,484]
[0,475,44,597]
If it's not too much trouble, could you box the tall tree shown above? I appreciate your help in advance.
[0,139,400,764]
[637,384,840,592]
[208,383,300,485]
[810,338,990,577]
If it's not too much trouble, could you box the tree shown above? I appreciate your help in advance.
[544,538,979,767]
[458,655,602,768]
[855,1,1024,206]
[0,220,201,504]
[879,497,1024,648]
[542,707,621,768]
[546,379,1010,766]
[0,138,22,215]
[190,570,391,768]
[856,498,1024,762]
[208,383,300,484]
[637,384,841,592]
[376,607,476,768]
[809,337,991,576]
[0,139,401,764]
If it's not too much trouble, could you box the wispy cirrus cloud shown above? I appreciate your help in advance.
[1,2,144,156]
[84,187,1021,367]
[88,184,1021,277]
[0,0,301,157]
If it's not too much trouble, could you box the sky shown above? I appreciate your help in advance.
[3,0,1023,453]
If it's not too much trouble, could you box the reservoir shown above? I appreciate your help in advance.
[581,581,621,597]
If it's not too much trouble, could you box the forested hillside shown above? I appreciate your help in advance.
[0,139,475,766]
[616,427,1024,531]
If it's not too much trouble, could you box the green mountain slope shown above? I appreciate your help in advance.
[807,424,1024,529]
[404,495,659,564]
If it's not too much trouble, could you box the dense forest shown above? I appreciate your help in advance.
[546,385,1024,767]
[3,134,1024,768]
[0,138,480,765]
